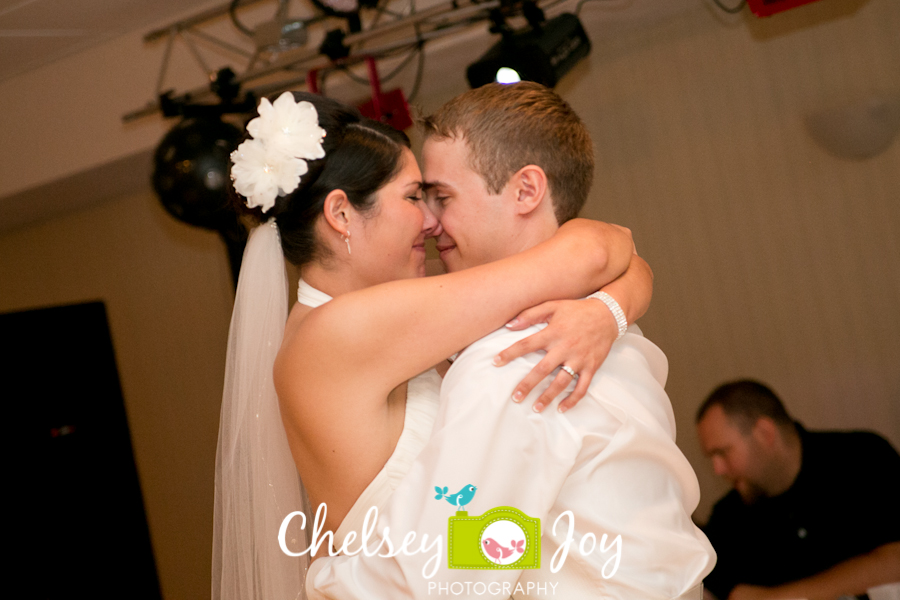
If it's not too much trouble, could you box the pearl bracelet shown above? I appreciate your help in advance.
[587,291,628,340]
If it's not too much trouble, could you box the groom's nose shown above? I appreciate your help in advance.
[427,219,443,238]
[420,202,443,238]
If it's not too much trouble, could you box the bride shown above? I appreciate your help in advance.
[213,91,651,599]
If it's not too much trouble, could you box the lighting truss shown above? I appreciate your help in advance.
[123,0,514,122]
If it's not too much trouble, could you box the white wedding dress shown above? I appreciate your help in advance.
[212,220,441,600]
[296,279,442,549]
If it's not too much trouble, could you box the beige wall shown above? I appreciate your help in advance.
[413,0,900,517]
[0,190,234,598]
[1,0,898,597]
[567,0,900,518]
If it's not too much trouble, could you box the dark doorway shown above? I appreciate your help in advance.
[3,301,162,599]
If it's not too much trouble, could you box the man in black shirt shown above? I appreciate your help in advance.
[696,380,900,600]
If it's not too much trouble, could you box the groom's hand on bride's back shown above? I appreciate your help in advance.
[492,299,621,413]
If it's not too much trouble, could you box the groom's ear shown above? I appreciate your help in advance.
[322,189,352,233]
[510,165,548,216]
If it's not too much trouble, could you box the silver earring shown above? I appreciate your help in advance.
[341,230,351,255]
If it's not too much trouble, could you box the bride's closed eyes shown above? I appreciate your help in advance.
[403,181,424,203]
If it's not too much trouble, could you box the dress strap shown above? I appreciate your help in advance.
[297,279,333,308]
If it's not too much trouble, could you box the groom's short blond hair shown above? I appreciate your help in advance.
[421,82,593,224]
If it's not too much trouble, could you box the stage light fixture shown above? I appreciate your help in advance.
[152,116,242,232]
[495,67,522,84]
[152,114,248,285]
[253,17,309,53]
[466,12,591,89]
[152,68,256,286]
[310,0,380,32]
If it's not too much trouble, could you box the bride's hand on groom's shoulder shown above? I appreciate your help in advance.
[492,299,619,414]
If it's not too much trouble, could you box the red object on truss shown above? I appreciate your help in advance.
[746,0,824,17]
[306,56,413,131]
[356,56,413,131]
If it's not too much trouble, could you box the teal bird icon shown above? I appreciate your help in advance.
[434,484,477,510]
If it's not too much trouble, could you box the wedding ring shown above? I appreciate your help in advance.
[560,365,577,379]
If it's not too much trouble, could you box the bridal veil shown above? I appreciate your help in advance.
[212,221,311,600]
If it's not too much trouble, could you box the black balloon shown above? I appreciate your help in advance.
[152,117,243,230]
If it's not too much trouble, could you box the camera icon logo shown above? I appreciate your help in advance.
[447,506,541,570]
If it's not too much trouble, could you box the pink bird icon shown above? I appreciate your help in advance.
[482,538,525,562]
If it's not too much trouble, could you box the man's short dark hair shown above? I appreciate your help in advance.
[696,380,795,435]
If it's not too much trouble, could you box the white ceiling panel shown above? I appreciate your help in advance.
[0,0,217,81]
[0,0,710,83]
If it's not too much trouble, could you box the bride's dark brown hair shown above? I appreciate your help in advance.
[236,92,411,267]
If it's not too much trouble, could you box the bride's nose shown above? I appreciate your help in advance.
[420,200,443,238]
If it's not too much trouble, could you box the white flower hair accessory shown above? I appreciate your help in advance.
[230,92,327,213]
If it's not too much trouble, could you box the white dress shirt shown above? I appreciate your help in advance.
[306,324,715,599]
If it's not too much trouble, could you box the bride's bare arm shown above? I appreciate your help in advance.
[278,218,633,403]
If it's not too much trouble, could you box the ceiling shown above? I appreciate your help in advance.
[0,0,709,84]
[0,0,216,82]
[0,0,711,233]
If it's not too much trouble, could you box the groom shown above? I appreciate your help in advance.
[305,82,715,599]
